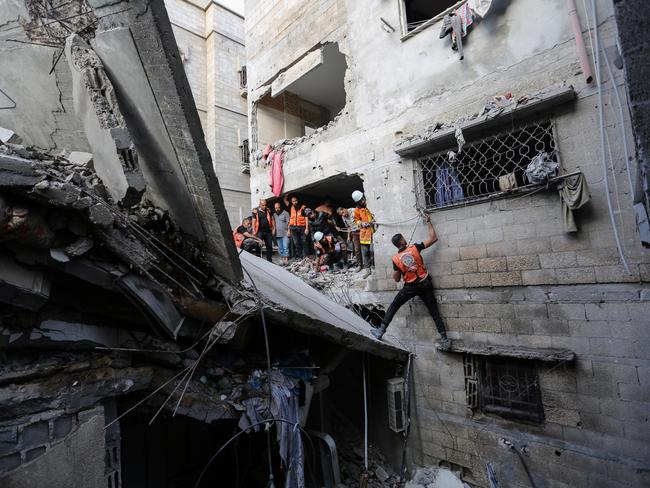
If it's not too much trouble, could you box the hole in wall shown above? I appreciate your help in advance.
[256,43,348,147]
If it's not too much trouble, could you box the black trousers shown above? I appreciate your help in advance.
[258,230,274,262]
[290,226,309,258]
[382,276,446,336]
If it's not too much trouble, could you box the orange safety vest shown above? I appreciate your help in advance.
[253,208,274,234]
[233,229,243,248]
[354,207,375,245]
[392,245,428,284]
[314,236,336,254]
[289,205,307,227]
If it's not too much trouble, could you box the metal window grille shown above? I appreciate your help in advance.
[239,65,247,89]
[414,120,560,210]
[477,356,544,423]
[240,138,250,174]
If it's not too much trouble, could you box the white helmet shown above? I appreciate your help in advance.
[352,190,364,202]
[313,231,324,242]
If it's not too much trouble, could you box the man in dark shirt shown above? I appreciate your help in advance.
[233,216,262,256]
[252,199,275,262]
[305,208,335,236]
[372,214,448,344]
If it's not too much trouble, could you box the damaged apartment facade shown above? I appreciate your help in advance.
[0,1,412,488]
[245,0,650,487]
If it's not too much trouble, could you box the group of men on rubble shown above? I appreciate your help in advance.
[232,190,449,344]
[233,190,376,278]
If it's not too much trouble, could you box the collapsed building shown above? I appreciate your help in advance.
[0,1,419,487]
[243,0,650,487]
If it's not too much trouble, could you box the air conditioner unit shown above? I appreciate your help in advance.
[387,377,407,433]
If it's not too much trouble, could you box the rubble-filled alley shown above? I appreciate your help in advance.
[2,0,650,488]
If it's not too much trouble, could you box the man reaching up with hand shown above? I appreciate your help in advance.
[372,214,449,346]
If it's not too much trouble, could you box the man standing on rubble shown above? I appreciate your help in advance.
[353,191,375,279]
[273,201,290,266]
[337,206,362,271]
[371,214,449,344]
[286,194,310,260]
[252,198,274,262]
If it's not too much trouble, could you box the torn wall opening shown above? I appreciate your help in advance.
[404,0,459,31]
[256,43,347,147]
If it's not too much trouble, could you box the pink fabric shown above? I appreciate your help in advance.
[262,143,273,161]
[269,149,284,197]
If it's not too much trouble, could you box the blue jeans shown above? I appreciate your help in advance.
[276,236,290,257]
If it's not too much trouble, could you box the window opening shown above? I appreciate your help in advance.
[239,65,247,90]
[415,120,559,209]
[240,138,250,174]
[464,354,544,423]
[403,0,460,32]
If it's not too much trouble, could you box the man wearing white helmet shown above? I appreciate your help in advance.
[352,191,376,278]
[311,231,347,275]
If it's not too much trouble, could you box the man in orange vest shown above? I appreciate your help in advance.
[371,214,448,343]
[310,231,347,276]
[252,199,275,262]
[352,191,375,279]
[233,216,262,256]
[285,194,310,259]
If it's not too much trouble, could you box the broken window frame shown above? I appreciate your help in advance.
[239,65,247,90]
[414,119,563,211]
[464,354,545,423]
[398,0,468,40]
[240,138,250,174]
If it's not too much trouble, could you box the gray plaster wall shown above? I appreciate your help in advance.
[0,406,106,487]
[245,0,650,486]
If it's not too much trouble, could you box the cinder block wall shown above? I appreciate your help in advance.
[165,0,250,226]
[245,0,650,486]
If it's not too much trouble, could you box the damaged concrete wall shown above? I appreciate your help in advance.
[0,0,242,283]
[245,0,650,486]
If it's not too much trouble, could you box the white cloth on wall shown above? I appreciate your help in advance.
[468,0,493,18]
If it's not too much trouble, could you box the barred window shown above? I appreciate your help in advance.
[239,65,247,90]
[415,120,560,210]
[464,354,544,423]
[240,138,250,174]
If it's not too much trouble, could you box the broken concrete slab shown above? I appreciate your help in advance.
[0,127,22,145]
[65,34,144,207]
[67,151,93,169]
[436,340,575,362]
[0,254,51,312]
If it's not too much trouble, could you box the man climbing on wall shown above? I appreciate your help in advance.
[371,213,449,345]
[353,191,375,279]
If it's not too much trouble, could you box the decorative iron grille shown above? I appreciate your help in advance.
[239,65,247,90]
[414,120,560,209]
[477,356,544,423]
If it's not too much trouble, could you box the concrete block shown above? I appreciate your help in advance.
[514,303,548,319]
[507,254,540,271]
[462,272,491,288]
[556,267,596,284]
[568,319,610,338]
[478,257,507,273]
[576,249,622,266]
[585,303,631,321]
[516,237,551,254]
[521,268,557,285]
[595,265,641,283]
[550,234,590,252]
[486,240,518,257]
[0,453,21,473]
[618,383,650,402]
[539,251,577,269]
[459,245,486,260]
[533,319,570,336]
[490,271,522,286]
[475,227,503,244]
[589,338,633,357]
[500,318,534,334]
[20,422,48,449]
[451,259,477,274]
[436,275,465,288]
[548,303,586,320]
[52,416,73,440]
[24,446,46,463]
[544,406,581,427]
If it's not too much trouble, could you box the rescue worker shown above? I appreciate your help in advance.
[305,207,335,236]
[371,213,449,344]
[337,206,362,270]
[310,231,347,275]
[232,216,262,256]
[352,191,375,278]
[286,194,309,259]
[252,199,275,262]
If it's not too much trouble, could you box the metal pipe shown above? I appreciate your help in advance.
[567,0,593,84]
